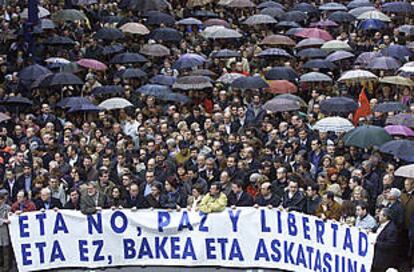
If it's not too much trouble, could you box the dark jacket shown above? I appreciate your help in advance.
[3,179,24,203]
[282,190,306,212]
[227,191,254,207]
[255,193,281,207]
[144,194,162,209]
[389,200,405,227]
[373,221,402,270]
[35,197,62,210]
[124,194,146,209]
[160,191,182,209]
[306,195,322,215]
[63,200,81,210]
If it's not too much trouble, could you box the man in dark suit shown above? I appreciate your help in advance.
[281,179,306,212]
[124,183,145,209]
[245,95,266,127]
[35,188,62,210]
[200,158,220,186]
[255,182,281,208]
[3,168,24,204]
[64,188,81,210]
[16,163,35,194]
[228,180,254,207]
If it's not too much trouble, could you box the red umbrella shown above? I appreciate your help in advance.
[77,58,108,71]
[266,80,297,94]
[295,28,334,41]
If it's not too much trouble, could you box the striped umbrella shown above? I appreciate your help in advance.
[313,117,354,133]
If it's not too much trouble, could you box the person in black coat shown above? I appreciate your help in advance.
[35,188,62,210]
[144,182,163,209]
[254,182,281,207]
[281,179,306,212]
[63,188,81,210]
[3,168,24,204]
[228,180,254,207]
[372,208,403,272]
[387,188,405,227]
[124,183,145,209]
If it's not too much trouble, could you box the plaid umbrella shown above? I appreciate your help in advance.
[255,48,292,58]
[173,76,213,90]
[338,69,378,82]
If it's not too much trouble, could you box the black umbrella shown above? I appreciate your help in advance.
[192,10,218,18]
[281,10,307,22]
[150,75,176,86]
[277,21,301,28]
[102,44,125,55]
[121,0,170,12]
[160,92,191,104]
[374,102,408,113]
[260,7,285,19]
[136,84,171,97]
[210,49,241,58]
[94,28,125,41]
[265,66,298,81]
[92,85,124,95]
[150,27,183,42]
[45,36,76,46]
[121,68,147,79]
[297,48,328,58]
[67,103,103,113]
[39,72,84,87]
[110,52,148,64]
[320,97,358,114]
[303,59,336,70]
[146,11,176,25]
[293,3,319,15]
[57,96,92,108]
[0,96,33,106]
[257,1,284,9]
[380,140,414,162]
[328,11,356,23]
[231,76,269,89]
[18,64,51,81]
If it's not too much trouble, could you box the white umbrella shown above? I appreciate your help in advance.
[119,23,150,35]
[243,15,277,25]
[99,98,133,110]
[20,6,50,19]
[300,72,332,82]
[217,73,246,84]
[321,40,352,52]
[201,26,242,39]
[399,62,414,73]
[357,10,391,22]
[45,57,70,64]
[338,69,378,82]
[395,164,414,179]
[313,117,355,133]
[349,6,376,17]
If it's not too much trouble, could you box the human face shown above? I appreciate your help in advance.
[17,192,25,203]
[306,186,315,198]
[209,185,219,196]
[41,190,50,201]
[288,182,298,194]
[87,185,96,196]
[405,179,414,193]
[356,206,366,218]
[70,191,79,202]
[146,172,155,183]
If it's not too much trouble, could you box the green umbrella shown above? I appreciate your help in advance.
[52,9,88,22]
[343,125,392,148]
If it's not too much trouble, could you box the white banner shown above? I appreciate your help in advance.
[9,208,375,272]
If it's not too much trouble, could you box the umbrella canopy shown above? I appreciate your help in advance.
[295,28,333,41]
[260,35,295,46]
[121,68,147,79]
[150,27,182,42]
[94,27,124,41]
[203,18,230,27]
[349,6,376,17]
[338,69,378,82]
[210,49,240,58]
[374,102,407,113]
[201,26,242,39]
[266,80,297,94]
[260,7,285,19]
[146,11,176,25]
[67,103,103,113]
[0,96,33,106]
[231,76,269,89]
[320,96,358,114]
[52,9,88,22]
[45,36,76,46]
[119,23,150,35]
[328,11,356,23]
[176,17,203,25]
[173,76,213,90]
[122,0,170,12]
[357,10,391,22]
[355,51,381,66]
[348,0,373,9]
[300,72,332,83]
[321,40,352,52]
[18,64,51,81]
[293,3,319,14]
[99,97,133,110]
[276,94,307,107]
[263,98,300,112]
[343,125,392,148]
[379,76,414,87]
[366,56,401,70]
[243,14,277,25]
[303,59,336,70]
[76,58,108,71]
[310,19,338,28]
[384,125,414,137]
[173,53,206,70]
[313,116,355,133]
[358,19,387,30]
[386,114,414,128]
[297,48,328,58]
[265,66,298,81]
[258,1,284,9]
[39,72,84,87]
[277,21,301,28]
[255,48,292,58]
[102,44,125,55]
[136,84,171,97]
[399,25,414,36]
[0,112,11,123]
[92,85,124,96]
[382,1,414,14]
[295,38,325,48]
[319,2,347,11]
[281,11,307,22]
[139,44,171,57]
[227,0,255,8]
[110,52,148,64]
[217,73,245,84]
[150,75,176,86]
[395,164,414,178]
[380,140,414,162]
[326,50,355,62]
[57,97,92,108]
[381,45,413,60]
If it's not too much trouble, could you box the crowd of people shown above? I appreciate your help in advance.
[0,0,413,271]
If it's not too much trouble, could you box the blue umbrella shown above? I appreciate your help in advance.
[281,11,307,22]
[355,51,381,66]
[265,66,298,81]
[358,19,387,30]
[231,76,269,89]
[146,11,176,25]
[382,2,414,14]
[150,27,183,42]
[39,72,84,87]
[260,7,285,19]
[160,92,191,104]
[366,56,401,70]
[328,11,356,23]
[121,68,147,79]
[303,59,336,70]
[326,50,355,62]
[381,45,413,61]
[102,44,125,55]
[210,49,240,58]
[57,97,92,108]
[173,53,206,70]
[257,1,284,9]
[292,3,319,14]
[18,64,51,81]
[320,96,358,114]
[150,75,176,86]
[285,27,304,36]
[297,48,328,58]
[67,103,103,113]
[347,0,373,9]
[136,84,171,97]
[92,85,124,95]
[380,140,414,162]
[110,52,148,64]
